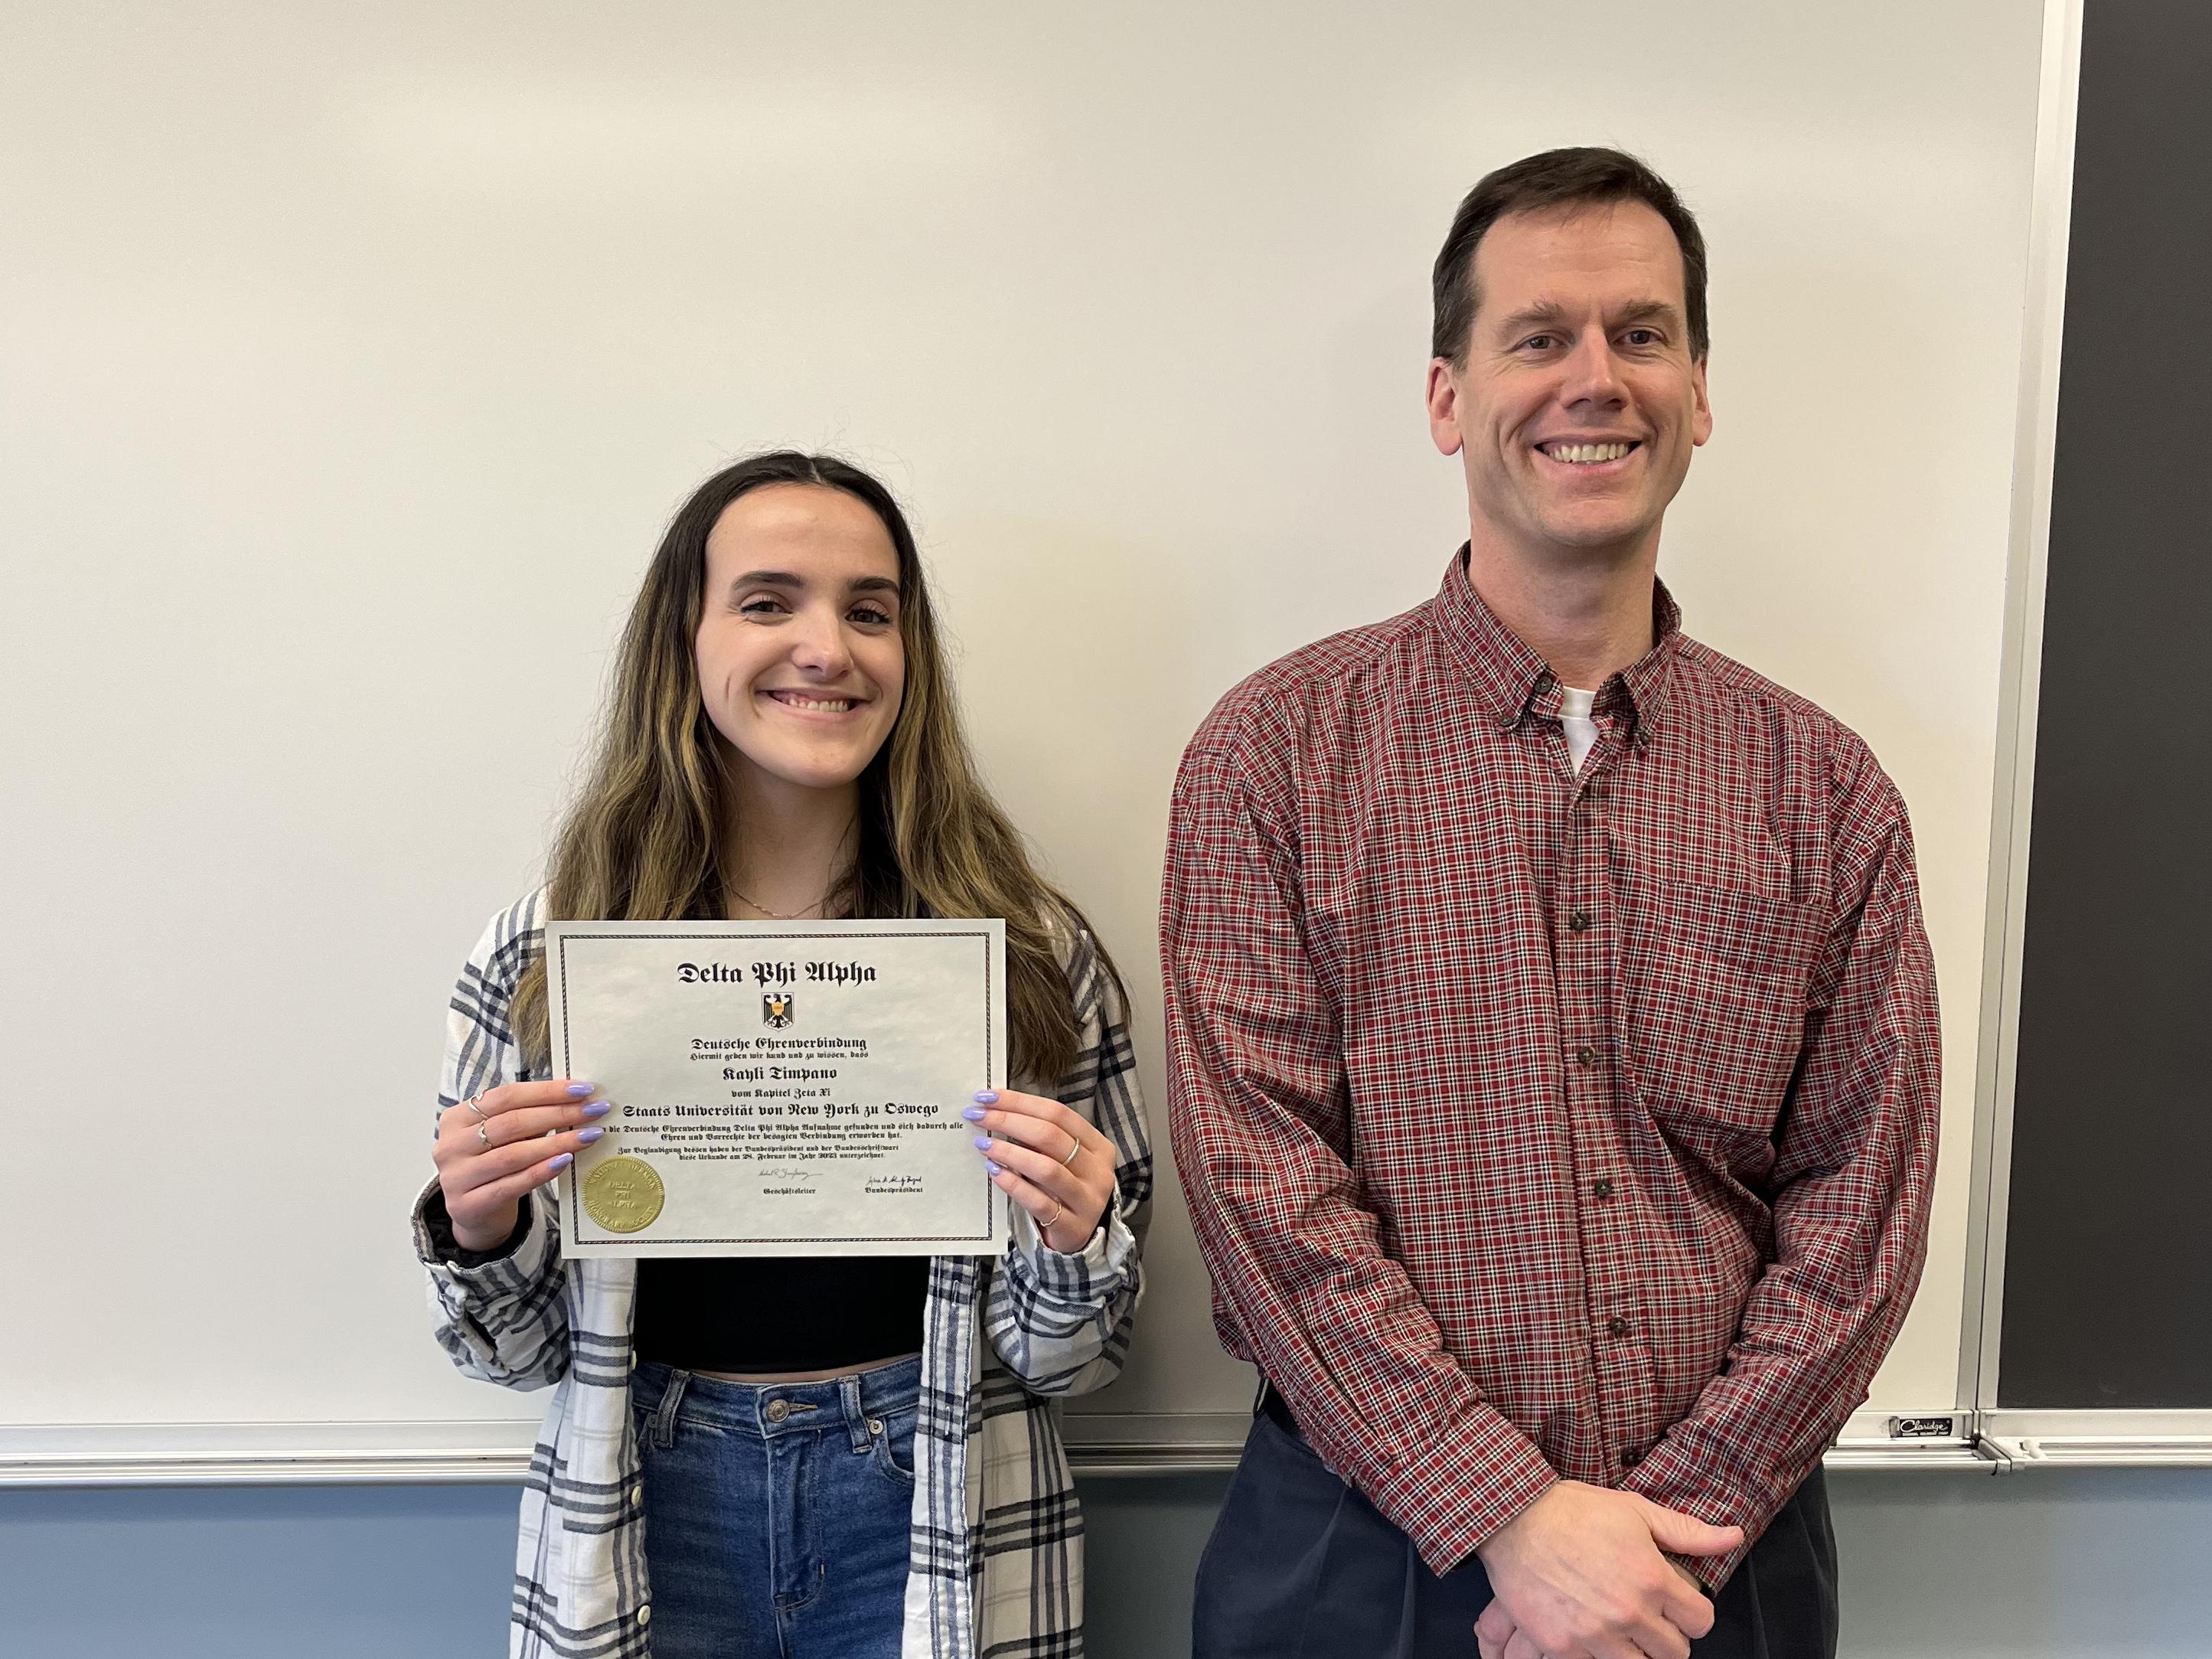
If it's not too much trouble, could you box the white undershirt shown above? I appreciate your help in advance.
[1560,686,1599,774]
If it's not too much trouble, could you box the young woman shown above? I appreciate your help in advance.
[410,452,1150,1659]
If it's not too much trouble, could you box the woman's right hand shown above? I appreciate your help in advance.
[433,1079,610,1252]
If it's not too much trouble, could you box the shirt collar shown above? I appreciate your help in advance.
[1432,546,1685,743]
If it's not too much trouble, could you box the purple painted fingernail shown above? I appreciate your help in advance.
[973,1090,999,1104]
[961,1106,986,1121]
[986,1161,1003,1176]
[972,1135,993,1151]
[566,1082,595,1098]
[582,1101,612,1119]
[577,1127,605,1144]
[549,1153,574,1171]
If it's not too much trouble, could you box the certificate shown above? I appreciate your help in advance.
[546,919,1007,1257]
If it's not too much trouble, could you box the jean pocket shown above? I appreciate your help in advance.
[869,1407,918,1488]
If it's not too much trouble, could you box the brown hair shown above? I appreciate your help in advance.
[1431,146,1710,364]
[511,450,1119,1088]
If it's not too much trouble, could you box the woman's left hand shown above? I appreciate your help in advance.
[966,1089,1116,1255]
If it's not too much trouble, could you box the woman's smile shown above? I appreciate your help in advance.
[758,687,871,717]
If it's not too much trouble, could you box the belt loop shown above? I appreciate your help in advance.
[648,1367,692,1450]
[840,1373,872,1452]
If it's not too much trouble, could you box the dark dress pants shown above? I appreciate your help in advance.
[1192,1409,1838,1659]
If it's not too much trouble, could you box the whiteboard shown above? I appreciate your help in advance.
[0,0,2047,1471]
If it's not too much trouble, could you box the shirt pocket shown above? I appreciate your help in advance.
[1620,883,1823,1145]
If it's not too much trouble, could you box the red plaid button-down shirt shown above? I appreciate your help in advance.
[1163,550,1940,1587]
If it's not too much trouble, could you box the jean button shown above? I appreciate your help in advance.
[765,1399,791,1424]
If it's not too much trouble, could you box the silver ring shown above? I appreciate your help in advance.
[465,1095,489,1122]
[1061,1134,1083,1169]
[477,1122,491,1148]
[1040,1200,1064,1230]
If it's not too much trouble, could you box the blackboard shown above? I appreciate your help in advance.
[1998,0,2212,1411]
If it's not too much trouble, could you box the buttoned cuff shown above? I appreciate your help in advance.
[412,1177,554,1311]
[1620,1438,1763,1592]
[1359,1406,1561,1578]
[1011,1186,1138,1306]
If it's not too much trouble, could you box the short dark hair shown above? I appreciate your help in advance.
[1431,146,1709,364]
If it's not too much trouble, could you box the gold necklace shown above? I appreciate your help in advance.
[726,818,857,922]
[726,881,830,921]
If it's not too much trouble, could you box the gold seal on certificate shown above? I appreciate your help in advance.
[581,1156,665,1233]
[545,918,1008,1258]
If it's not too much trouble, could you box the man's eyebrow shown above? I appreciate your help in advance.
[1493,300,1572,337]
[1491,298,1685,337]
[1610,299,1683,330]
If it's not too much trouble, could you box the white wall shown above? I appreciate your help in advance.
[2,2,2040,1452]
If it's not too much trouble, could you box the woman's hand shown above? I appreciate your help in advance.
[966,1089,1117,1254]
[433,1079,610,1252]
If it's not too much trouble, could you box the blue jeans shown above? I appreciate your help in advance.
[632,1356,921,1659]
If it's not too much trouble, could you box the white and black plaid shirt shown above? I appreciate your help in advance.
[412,891,1151,1659]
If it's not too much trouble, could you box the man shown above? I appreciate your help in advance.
[1163,148,1939,1659]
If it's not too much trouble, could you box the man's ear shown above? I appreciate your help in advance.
[1427,358,1466,457]
[1690,354,1713,448]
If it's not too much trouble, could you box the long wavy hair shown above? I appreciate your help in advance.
[513,451,1118,1087]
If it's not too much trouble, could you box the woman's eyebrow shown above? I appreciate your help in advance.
[727,570,900,596]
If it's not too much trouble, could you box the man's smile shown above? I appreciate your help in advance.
[1533,437,1643,469]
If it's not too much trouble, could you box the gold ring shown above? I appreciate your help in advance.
[477,1122,491,1148]
[1041,1201,1064,1230]
[1061,1134,1083,1169]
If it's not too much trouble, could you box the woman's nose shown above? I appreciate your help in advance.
[787,610,852,675]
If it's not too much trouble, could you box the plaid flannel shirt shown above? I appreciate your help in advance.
[1163,550,1940,1588]
[413,891,1150,1658]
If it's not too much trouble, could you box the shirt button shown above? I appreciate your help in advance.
[1606,1316,1632,1337]
[765,1399,791,1423]
[1592,1178,1615,1200]
[1568,911,1590,932]
[630,1484,644,1507]
[1621,1445,1643,1468]
[1575,1045,1598,1066]
[638,1605,653,1627]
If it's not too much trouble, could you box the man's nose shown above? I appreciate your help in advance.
[1561,328,1626,406]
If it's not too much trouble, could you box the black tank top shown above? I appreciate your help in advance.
[631,1255,928,1373]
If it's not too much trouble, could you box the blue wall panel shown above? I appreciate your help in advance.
[8,1471,2210,1657]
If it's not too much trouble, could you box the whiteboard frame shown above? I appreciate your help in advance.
[1956,0,2083,1419]
[0,1415,2002,1485]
